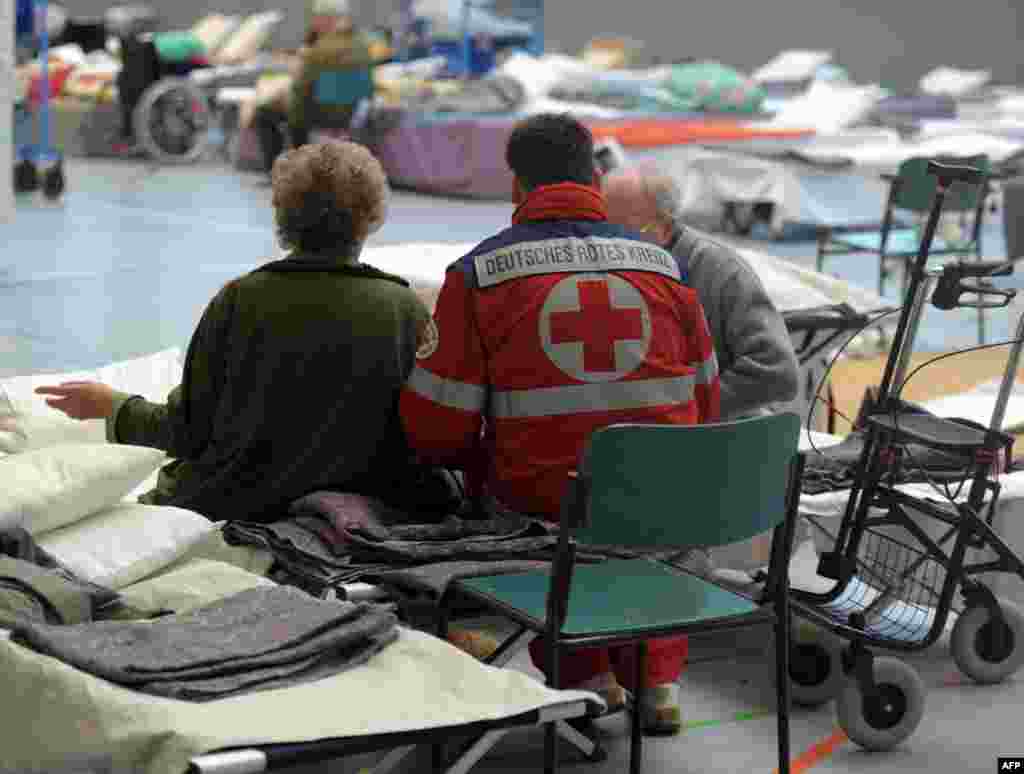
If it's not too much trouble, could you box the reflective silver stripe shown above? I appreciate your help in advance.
[696,352,718,385]
[474,237,681,288]
[407,365,487,413]
[492,376,696,419]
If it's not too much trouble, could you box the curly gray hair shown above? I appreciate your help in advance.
[271,140,389,253]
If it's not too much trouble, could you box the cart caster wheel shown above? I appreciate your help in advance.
[14,159,38,193]
[42,166,65,200]
[951,598,1024,684]
[585,742,608,763]
[788,621,844,707]
[835,657,925,751]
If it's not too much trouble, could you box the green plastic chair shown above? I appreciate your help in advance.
[816,154,993,302]
[440,413,806,774]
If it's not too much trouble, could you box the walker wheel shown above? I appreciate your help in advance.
[14,159,38,193]
[788,621,845,707]
[42,164,65,200]
[951,597,1024,684]
[585,742,608,763]
[835,657,925,751]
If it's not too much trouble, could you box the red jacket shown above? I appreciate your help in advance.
[400,184,720,518]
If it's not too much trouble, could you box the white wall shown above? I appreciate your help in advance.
[0,0,13,222]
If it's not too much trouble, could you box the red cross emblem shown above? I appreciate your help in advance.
[549,280,644,372]
[540,274,651,383]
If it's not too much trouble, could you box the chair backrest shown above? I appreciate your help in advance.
[1003,175,1024,261]
[575,412,802,550]
[892,154,991,214]
[313,68,374,107]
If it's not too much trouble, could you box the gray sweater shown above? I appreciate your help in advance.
[669,227,799,420]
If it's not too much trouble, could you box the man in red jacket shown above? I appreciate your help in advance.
[399,113,720,734]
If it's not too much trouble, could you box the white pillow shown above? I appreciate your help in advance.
[0,443,167,534]
[36,503,217,589]
[0,348,183,453]
[213,11,283,65]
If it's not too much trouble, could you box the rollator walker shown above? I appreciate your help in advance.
[785,160,1024,751]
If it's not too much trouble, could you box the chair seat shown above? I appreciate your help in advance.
[831,228,955,255]
[455,558,764,639]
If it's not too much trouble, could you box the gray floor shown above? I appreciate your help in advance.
[2,156,1022,381]
[3,157,1024,773]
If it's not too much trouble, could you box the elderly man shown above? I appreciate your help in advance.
[603,168,799,420]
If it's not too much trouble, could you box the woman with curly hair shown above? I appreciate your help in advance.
[36,142,441,523]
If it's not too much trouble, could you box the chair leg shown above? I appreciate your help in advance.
[774,616,792,774]
[434,598,450,768]
[815,230,827,274]
[545,639,560,774]
[630,642,647,774]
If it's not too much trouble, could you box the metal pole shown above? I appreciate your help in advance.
[989,308,1024,433]
[460,0,472,79]
[35,0,51,165]
[891,271,938,394]
[875,181,951,404]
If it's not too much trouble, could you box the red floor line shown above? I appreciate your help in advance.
[774,729,849,774]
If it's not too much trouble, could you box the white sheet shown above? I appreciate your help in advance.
[919,67,992,98]
[0,624,599,774]
[752,50,833,84]
[655,128,1024,230]
[796,130,1024,175]
[921,376,1024,432]
[360,238,887,315]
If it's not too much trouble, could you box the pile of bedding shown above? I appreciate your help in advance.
[16,12,284,106]
[9,585,398,701]
[0,348,270,592]
[0,349,612,773]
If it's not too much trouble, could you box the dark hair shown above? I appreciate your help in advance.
[505,113,596,191]
[271,141,388,253]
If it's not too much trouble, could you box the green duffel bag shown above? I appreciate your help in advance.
[152,30,207,63]
[664,60,765,114]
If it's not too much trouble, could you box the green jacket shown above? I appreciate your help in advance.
[289,28,375,129]
[107,250,430,523]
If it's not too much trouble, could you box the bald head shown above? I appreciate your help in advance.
[602,167,681,247]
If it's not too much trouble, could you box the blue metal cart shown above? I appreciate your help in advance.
[14,0,66,199]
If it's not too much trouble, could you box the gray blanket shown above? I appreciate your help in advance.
[11,586,398,701]
[222,493,572,595]
[0,528,121,627]
[368,559,553,598]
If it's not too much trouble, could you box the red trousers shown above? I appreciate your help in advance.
[528,634,689,691]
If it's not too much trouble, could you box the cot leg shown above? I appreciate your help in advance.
[544,638,560,774]
[630,643,646,774]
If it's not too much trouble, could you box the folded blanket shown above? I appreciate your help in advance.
[0,528,121,627]
[11,586,398,701]
[225,493,572,593]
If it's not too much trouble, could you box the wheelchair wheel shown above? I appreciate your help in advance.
[835,657,925,751]
[788,621,845,707]
[951,597,1024,684]
[14,159,39,193]
[132,77,211,165]
[42,162,65,200]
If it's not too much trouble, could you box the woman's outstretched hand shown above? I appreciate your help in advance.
[34,381,117,421]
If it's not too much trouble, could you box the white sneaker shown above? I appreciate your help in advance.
[640,682,682,735]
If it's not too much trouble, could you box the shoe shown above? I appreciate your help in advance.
[640,683,682,735]
[447,627,500,661]
[572,672,626,713]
